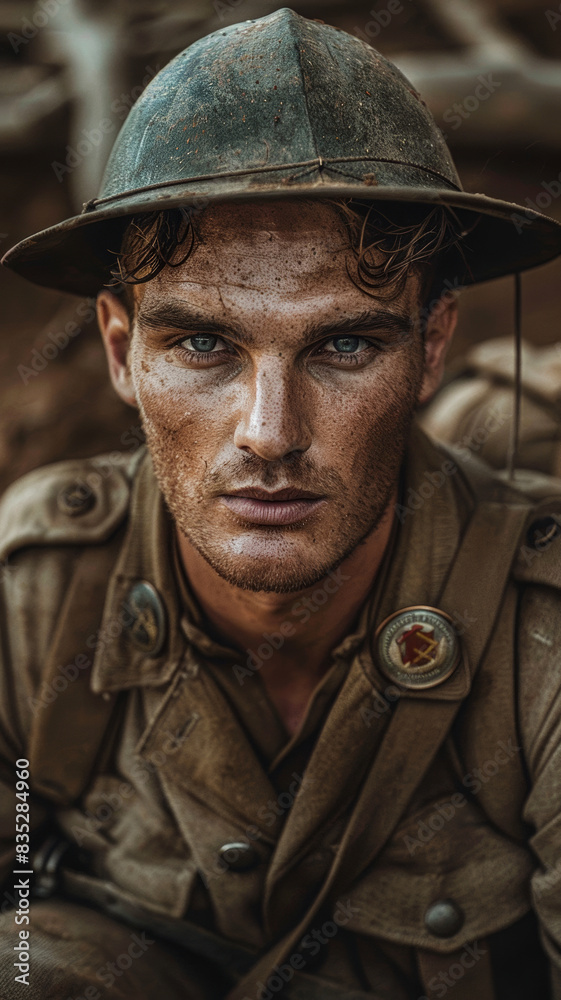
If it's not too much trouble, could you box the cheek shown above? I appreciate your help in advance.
[130,350,209,432]
[130,350,242,475]
[313,353,422,467]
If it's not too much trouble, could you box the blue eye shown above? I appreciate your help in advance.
[331,336,361,353]
[185,335,218,352]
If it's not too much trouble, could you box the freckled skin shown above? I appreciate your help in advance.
[97,200,456,732]
[126,202,426,592]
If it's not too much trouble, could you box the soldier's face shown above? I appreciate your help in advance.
[98,201,455,592]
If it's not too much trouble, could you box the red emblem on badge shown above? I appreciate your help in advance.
[375,607,460,689]
[397,623,439,668]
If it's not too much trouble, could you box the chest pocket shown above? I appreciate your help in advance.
[343,794,534,953]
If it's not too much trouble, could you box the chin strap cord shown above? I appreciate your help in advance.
[507,272,522,481]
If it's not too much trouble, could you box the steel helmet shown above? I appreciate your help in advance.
[3,7,561,296]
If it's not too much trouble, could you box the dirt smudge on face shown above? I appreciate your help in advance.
[129,200,425,593]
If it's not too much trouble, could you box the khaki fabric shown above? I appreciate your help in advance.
[0,900,219,1000]
[0,424,560,998]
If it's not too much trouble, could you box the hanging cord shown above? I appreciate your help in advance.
[507,272,522,480]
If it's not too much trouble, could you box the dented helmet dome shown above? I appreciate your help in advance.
[3,7,561,296]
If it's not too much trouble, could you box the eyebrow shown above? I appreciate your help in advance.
[137,300,414,345]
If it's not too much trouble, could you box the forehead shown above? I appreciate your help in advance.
[190,199,350,282]
[198,199,346,242]
[134,199,421,316]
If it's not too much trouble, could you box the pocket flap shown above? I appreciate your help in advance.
[344,796,534,953]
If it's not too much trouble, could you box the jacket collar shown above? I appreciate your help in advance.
[90,450,186,693]
[91,423,473,695]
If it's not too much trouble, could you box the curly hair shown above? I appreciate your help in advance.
[110,198,472,317]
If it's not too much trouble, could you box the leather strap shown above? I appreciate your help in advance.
[60,868,258,974]
[228,499,531,1000]
[58,869,374,999]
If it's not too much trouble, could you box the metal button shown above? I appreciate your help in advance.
[527,516,561,551]
[124,581,166,657]
[217,842,260,872]
[57,483,96,516]
[424,899,464,938]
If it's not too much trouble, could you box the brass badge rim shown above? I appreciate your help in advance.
[374,605,460,691]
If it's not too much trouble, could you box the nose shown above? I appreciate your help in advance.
[233,359,312,461]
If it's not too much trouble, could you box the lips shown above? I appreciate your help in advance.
[219,486,326,525]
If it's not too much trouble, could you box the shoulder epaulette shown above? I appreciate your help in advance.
[0,449,143,562]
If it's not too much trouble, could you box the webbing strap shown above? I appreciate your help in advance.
[227,499,531,1000]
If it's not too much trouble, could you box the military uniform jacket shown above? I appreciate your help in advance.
[1,424,561,1000]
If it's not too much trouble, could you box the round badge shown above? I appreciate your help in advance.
[125,580,166,657]
[374,606,460,690]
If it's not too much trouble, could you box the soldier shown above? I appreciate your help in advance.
[1,8,561,1000]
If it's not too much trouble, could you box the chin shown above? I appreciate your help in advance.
[198,562,334,595]
[184,532,348,594]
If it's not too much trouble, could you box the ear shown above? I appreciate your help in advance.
[417,292,458,406]
[97,290,137,407]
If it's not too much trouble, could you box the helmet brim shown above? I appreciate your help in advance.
[3,179,560,297]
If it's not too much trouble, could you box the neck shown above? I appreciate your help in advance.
[176,493,396,683]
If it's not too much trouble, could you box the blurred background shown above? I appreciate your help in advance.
[1,0,561,491]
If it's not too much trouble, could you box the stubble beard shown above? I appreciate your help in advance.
[141,388,417,595]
